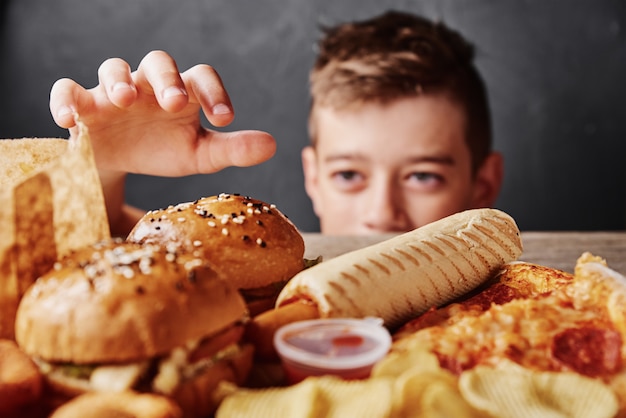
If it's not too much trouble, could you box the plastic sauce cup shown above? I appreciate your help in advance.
[273,317,392,384]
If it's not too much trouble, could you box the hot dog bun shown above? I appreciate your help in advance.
[127,193,305,315]
[276,208,523,329]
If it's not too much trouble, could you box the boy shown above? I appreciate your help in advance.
[302,11,502,234]
[49,11,502,236]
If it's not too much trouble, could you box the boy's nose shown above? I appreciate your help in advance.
[362,181,409,233]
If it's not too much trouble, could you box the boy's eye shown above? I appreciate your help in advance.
[330,170,366,191]
[335,170,361,181]
[408,172,444,186]
[411,172,436,181]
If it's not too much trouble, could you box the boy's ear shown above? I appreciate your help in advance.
[471,151,504,208]
[301,146,322,217]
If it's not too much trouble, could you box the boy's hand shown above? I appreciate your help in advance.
[48,50,276,237]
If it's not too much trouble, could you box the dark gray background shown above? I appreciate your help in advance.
[1,0,625,232]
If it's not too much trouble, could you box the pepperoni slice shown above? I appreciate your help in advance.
[395,284,520,338]
[552,326,622,377]
[462,283,519,310]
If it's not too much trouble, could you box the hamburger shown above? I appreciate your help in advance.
[14,239,253,417]
[127,193,306,316]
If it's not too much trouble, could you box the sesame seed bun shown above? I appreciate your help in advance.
[16,239,246,363]
[127,194,305,313]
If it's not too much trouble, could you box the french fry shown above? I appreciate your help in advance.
[245,301,319,360]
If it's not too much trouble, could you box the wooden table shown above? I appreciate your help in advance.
[302,231,626,275]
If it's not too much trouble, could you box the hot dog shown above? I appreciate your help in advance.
[245,300,319,360]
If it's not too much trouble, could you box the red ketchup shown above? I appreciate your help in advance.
[274,318,391,384]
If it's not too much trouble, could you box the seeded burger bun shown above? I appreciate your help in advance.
[15,239,253,418]
[127,193,306,315]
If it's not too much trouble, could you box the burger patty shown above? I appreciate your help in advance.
[36,322,247,396]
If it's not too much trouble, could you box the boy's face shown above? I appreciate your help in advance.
[302,95,502,235]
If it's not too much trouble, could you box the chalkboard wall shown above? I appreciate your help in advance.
[1,0,624,231]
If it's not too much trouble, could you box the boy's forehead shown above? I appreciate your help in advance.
[312,96,470,161]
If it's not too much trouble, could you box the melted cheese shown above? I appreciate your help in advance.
[40,338,242,396]
[90,362,148,391]
[152,343,241,395]
[396,275,618,372]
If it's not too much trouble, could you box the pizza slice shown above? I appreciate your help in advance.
[394,261,574,339]
[392,253,626,416]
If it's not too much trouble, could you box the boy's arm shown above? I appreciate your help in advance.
[99,170,145,238]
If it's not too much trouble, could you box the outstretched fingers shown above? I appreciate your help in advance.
[50,58,140,129]
[182,64,235,127]
[134,50,190,113]
[97,57,137,108]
